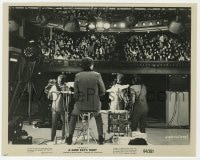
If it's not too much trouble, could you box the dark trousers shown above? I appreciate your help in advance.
[130,110,148,133]
[51,111,66,141]
[68,106,103,138]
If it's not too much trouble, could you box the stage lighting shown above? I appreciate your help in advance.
[10,58,18,62]
[96,21,104,28]
[63,19,80,32]
[169,15,185,34]
[113,24,117,27]
[149,22,153,25]
[120,22,126,28]
[9,8,21,32]
[156,21,160,25]
[88,23,96,30]
[78,20,88,27]
[103,22,110,29]
[125,16,137,28]
[142,22,146,26]
[9,20,19,32]
[169,21,184,34]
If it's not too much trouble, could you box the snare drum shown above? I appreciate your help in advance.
[89,110,114,141]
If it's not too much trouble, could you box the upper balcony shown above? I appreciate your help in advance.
[35,59,190,74]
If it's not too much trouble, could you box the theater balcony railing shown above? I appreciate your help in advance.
[34,59,190,74]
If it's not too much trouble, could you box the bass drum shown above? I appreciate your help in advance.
[89,110,114,141]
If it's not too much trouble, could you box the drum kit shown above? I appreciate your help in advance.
[89,110,130,143]
[47,80,132,144]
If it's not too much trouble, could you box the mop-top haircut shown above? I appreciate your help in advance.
[81,57,94,71]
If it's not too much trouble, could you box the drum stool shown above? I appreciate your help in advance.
[74,111,97,145]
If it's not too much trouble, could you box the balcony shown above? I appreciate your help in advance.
[34,59,190,74]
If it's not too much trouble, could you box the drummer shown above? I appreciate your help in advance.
[47,73,68,142]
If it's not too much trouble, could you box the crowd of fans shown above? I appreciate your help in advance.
[39,31,117,60]
[124,32,191,61]
[38,30,191,62]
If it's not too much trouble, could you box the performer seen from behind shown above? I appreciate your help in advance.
[66,57,106,145]
[129,75,149,133]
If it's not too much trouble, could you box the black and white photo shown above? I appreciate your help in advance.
[2,3,197,156]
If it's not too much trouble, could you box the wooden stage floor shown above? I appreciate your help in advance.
[21,121,190,145]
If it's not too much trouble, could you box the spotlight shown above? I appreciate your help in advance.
[103,22,110,29]
[135,23,138,27]
[10,58,18,62]
[125,16,137,28]
[96,21,104,28]
[142,22,146,26]
[9,20,19,32]
[88,23,96,30]
[149,22,153,25]
[169,15,185,34]
[120,22,126,28]
[78,20,88,27]
[156,21,160,25]
[113,24,117,27]
[169,21,184,34]
[63,20,80,32]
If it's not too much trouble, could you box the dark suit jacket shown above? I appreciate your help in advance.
[74,71,106,111]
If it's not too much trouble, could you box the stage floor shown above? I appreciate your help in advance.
[21,121,190,145]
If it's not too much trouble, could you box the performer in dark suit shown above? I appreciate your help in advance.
[66,57,106,145]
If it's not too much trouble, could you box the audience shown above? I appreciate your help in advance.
[38,31,117,60]
[38,30,190,62]
[124,32,190,61]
